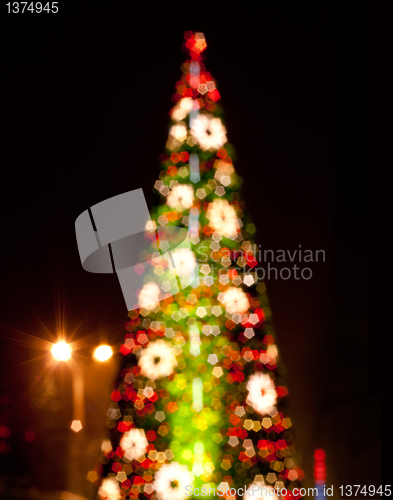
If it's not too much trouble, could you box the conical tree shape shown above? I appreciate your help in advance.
[96,32,304,500]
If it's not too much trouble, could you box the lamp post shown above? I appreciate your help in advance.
[50,339,115,497]
[51,341,114,429]
[51,340,84,431]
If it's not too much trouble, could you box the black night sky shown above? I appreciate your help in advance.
[1,4,373,499]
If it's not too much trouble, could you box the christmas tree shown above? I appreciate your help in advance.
[95,31,304,500]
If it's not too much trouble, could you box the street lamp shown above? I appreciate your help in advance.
[50,340,84,429]
[93,345,113,362]
[51,341,72,361]
[49,337,115,496]
[50,341,114,431]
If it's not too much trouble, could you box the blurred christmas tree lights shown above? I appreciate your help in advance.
[95,31,304,500]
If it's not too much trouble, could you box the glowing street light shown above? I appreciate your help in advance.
[51,341,72,361]
[93,345,113,362]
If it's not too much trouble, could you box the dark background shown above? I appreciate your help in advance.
[1,3,372,498]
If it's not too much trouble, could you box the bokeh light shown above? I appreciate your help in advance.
[70,420,83,432]
[93,345,113,362]
[51,341,71,361]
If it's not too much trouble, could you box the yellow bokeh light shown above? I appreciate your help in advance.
[262,417,272,429]
[87,470,98,483]
[117,471,127,482]
[244,420,253,430]
[51,341,71,361]
[93,345,113,362]
[252,421,262,432]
